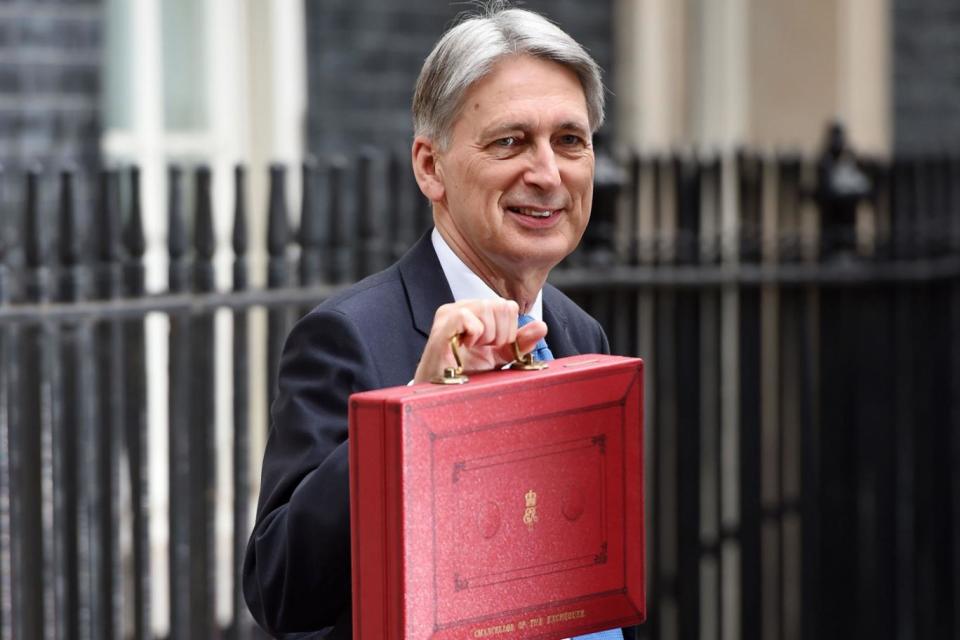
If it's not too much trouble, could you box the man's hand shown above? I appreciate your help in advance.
[413,299,548,384]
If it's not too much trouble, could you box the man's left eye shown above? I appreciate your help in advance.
[557,134,583,146]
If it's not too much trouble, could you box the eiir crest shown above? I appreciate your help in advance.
[523,489,538,529]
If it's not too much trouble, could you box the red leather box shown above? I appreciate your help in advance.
[349,354,645,639]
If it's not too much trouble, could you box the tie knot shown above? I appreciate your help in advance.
[516,313,554,362]
[517,313,536,328]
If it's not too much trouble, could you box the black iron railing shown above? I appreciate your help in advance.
[0,136,957,639]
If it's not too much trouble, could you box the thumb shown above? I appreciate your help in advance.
[514,320,548,357]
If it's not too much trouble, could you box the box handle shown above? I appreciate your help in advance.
[430,333,548,384]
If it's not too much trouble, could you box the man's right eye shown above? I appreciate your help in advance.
[495,136,519,147]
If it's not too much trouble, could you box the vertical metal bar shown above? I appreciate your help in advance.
[356,150,373,279]
[266,163,291,286]
[892,283,915,640]
[698,286,721,640]
[798,277,819,640]
[892,159,919,260]
[326,158,353,284]
[698,155,723,640]
[738,152,762,262]
[737,152,763,640]
[760,156,782,640]
[930,278,953,635]
[637,155,657,267]
[888,159,915,640]
[951,156,960,255]
[190,166,217,638]
[625,151,641,267]
[633,155,656,640]
[853,283,897,638]
[16,167,50,640]
[775,162,804,640]
[674,156,700,266]
[910,282,939,637]
[655,286,678,640]
[777,156,802,263]
[817,281,861,638]
[915,157,935,258]
[699,156,721,267]
[51,168,79,640]
[936,155,952,257]
[0,169,14,640]
[653,155,679,640]
[950,251,960,640]
[298,158,324,287]
[737,284,762,640]
[123,166,150,639]
[358,149,386,279]
[57,167,97,640]
[676,288,701,640]
[230,166,254,640]
[653,156,670,265]
[167,165,192,640]
[718,152,743,640]
[673,155,701,640]
[266,164,292,415]
[95,169,126,640]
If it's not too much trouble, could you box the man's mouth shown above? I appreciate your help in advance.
[507,206,559,218]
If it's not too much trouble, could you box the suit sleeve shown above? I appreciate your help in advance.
[597,319,611,355]
[243,308,379,634]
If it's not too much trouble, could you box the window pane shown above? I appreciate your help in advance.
[104,0,133,130]
[162,0,207,131]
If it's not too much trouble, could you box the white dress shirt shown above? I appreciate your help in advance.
[431,227,543,320]
[432,230,597,640]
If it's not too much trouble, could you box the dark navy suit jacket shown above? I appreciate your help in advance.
[243,233,617,638]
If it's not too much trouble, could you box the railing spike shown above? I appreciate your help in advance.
[125,166,146,260]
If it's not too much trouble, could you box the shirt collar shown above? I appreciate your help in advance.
[431,227,543,322]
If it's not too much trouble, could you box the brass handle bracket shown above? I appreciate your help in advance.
[431,335,469,385]
[507,341,548,371]
[430,334,547,384]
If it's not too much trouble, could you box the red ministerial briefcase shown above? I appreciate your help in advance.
[348,353,646,639]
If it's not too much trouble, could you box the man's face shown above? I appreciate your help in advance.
[432,55,595,280]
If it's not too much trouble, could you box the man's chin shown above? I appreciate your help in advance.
[501,243,574,273]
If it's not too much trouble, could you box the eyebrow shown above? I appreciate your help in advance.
[557,121,591,138]
[479,120,591,141]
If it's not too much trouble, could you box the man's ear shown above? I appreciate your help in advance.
[411,136,445,202]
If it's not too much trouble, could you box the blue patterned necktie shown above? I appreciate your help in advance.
[518,314,621,640]
[516,315,621,640]
[572,631,624,639]
[517,314,554,361]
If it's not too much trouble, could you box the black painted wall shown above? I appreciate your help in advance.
[304,0,615,155]
[893,0,960,152]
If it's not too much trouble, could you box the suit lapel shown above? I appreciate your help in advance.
[397,230,455,338]
[398,234,577,358]
[542,286,578,358]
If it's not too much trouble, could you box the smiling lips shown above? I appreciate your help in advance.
[506,205,563,218]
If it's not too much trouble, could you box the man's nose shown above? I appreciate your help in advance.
[523,143,562,190]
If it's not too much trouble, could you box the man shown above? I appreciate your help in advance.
[244,5,632,639]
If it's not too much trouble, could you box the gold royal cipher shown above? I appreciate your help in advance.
[523,489,538,529]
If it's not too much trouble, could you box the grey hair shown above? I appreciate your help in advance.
[412,3,605,149]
